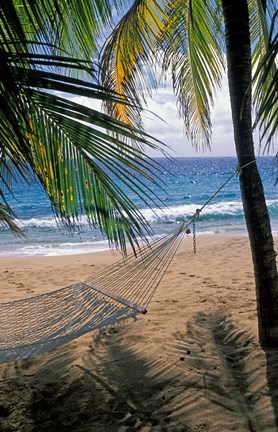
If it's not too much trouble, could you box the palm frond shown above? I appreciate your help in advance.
[0,49,166,250]
[0,1,167,251]
[251,5,278,150]
[0,201,24,237]
[0,54,34,180]
[25,90,165,251]
[160,0,225,150]
[9,0,116,59]
[100,0,165,135]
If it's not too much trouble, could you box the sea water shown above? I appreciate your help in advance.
[1,156,278,257]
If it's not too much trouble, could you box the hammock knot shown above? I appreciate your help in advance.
[236,160,256,176]
[195,208,201,218]
[236,165,242,176]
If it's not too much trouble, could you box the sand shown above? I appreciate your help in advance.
[1,235,278,431]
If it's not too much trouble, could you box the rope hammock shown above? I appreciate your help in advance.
[0,162,254,363]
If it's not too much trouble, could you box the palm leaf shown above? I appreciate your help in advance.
[0,202,25,237]
[100,0,166,135]
[160,0,225,150]
[251,5,278,150]
[25,89,166,250]
[11,0,116,59]
[0,65,166,249]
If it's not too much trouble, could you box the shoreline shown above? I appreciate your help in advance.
[0,229,251,259]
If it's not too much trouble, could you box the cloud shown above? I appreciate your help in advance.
[141,76,236,157]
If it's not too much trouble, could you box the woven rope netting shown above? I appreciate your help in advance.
[0,220,188,364]
[0,284,138,363]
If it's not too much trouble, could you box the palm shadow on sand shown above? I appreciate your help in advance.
[1,312,278,431]
[167,311,278,431]
[265,347,278,429]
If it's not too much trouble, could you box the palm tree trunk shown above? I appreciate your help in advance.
[222,0,278,347]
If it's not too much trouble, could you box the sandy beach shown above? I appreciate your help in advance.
[1,235,278,431]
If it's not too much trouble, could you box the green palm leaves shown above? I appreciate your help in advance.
[100,0,277,151]
[0,0,166,251]
[100,0,225,148]
[252,8,278,149]
[160,0,225,149]
[100,0,166,132]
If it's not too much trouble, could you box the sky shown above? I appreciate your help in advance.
[141,75,276,159]
[73,75,276,159]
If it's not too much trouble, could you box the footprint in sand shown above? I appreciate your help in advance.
[16,284,34,294]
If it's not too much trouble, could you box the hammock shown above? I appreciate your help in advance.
[0,220,187,364]
[0,163,252,364]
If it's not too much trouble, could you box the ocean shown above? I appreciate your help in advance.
[1,156,278,257]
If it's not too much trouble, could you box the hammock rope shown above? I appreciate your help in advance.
[0,161,255,363]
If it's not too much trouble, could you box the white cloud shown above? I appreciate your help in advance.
[142,76,235,158]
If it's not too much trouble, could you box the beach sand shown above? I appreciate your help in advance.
[1,235,278,431]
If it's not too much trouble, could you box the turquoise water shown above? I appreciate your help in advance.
[1,157,278,256]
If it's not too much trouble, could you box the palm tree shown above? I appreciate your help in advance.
[99,0,278,346]
[0,0,166,253]
[221,0,278,347]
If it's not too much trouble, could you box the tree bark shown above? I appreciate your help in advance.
[222,0,278,347]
